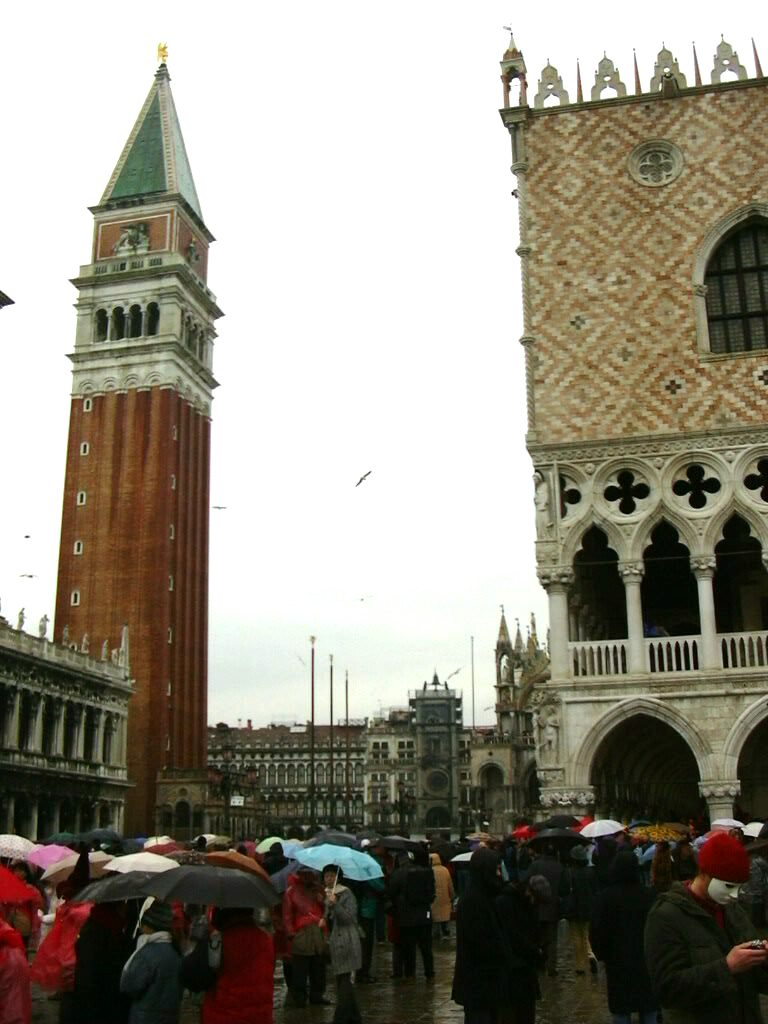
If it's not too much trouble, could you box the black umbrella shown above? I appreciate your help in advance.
[528,828,590,847]
[71,870,159,903]
[378,835,425,852]
[534,815,581,831]
[304,830,360,849]
[142,865,279,909]
[76,828,123,847]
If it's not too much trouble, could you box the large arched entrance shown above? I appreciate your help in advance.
[591,714,703,821]
[738,718,768,818]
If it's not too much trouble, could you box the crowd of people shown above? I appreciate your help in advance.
[0,820,767,1024]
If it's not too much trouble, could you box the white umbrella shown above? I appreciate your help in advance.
[711,818,744,830]
[0,835,36,860]
[450,851,473,863]
[104,852,178,874]
[40,850,113,885]
[143,836,174,848]
[580,819,625,839]
[743,822,766,839]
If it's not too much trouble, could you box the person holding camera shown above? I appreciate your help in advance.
[644,831,768,1023]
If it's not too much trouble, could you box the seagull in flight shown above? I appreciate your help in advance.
[212,505,227,510]
[355,471,371,487]
[19,574,37,579]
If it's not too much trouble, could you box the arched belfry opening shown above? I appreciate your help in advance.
[572,526,626,639]
[591,714,702,821]
[642,521,699,636]
[738,717,768,817]
[714,515,768,632]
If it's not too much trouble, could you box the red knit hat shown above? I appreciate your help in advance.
[698,832,750,882]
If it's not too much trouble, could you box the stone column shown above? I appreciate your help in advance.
[621,562,646,673]
[6,689,20,749]
[691,558,720,670]
[75,706,86,760]
[30,696,44,752]
[28,798,39,841]
[538,568,573,682]
[51,799,61,834]
[53,700,65,756]
[93,709,105,764]
[4,795,15,832]
[73,802,82,834]
[700,781,740,822]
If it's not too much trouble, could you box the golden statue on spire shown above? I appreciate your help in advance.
[157,42,169,65]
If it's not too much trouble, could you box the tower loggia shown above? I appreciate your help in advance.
[54,61,222,833]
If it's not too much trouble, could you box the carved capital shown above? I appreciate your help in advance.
[690,556,717,576]
[539,788,594,808]
[694,282,708,298]
[698,780,741,799]
[537,566,574,589]
[619,561,645,581]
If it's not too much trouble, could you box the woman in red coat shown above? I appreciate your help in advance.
[202,908,274,1024]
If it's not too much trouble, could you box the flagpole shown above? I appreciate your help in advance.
[471,635,476,730]
[329,654,334,827]
[345,670,350,830]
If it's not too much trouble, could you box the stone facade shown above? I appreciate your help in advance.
[500,37,768,823]
[0,614,132,838]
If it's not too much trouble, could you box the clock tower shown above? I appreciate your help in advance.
[54,61,222,833]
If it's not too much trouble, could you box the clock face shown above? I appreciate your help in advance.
[427,770,448,793]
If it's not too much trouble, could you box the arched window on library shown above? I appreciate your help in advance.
[111,306,126,341]
[95,309,108,342]
[705,220,768,354]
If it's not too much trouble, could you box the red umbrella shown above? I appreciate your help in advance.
[511,825,534,840]
[0,864,36,904]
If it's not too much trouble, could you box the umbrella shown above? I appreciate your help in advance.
[255,836,287,854]
[450,851,473,863]
[141,842,179,856]
[711,818,744,830]
[41,850,113,885]
[580,819,625,839]
[511,825,534,840]
[629,824,684,843]
[660,822,691,834]
[466,831,495,843]
[267,860,299,894]
[293,845,384,882]
[743,822,766,839]
[206,835,232,850]
[628,819,652,829]
[377,835,424,852]
[26,844,74,871]
[0,835,35,860]
[76,828,122,847]
[0,863,38,903]
[206,851,270,881]
[104,852,179,874]
[71,870,161,903]
[143,836,174,848]
[534,815,581,831]
[304,830,360,849]
[142,865,279,908]
[528,828,591,847]
[41,831,77,846]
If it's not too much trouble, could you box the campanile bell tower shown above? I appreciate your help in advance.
[54,60,222,833]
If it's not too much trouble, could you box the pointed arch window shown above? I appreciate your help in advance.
[705,220,768,354]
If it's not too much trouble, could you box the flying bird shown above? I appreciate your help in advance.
[19,574,37,578]
[212,505,227,510]
[355,471,371,487]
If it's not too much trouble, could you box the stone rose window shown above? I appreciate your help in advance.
[628,140,683,187]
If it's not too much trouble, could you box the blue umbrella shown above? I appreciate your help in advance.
[293,844,384,882]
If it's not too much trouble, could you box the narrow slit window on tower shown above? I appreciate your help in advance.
[80,442,89,456]
[71,590,80,606]
[170,474,176,490]
[705,220,768,354]
[168,574,174,591]
[73,540,84,555]
[83,398,93,413]
[76,491,87,506]
[167,627,173,644]
[172,425,178,441]
[169,524,175,540]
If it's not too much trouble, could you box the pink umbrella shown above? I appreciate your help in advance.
[27,844,74,871]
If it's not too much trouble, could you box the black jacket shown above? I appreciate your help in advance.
[591,873,657,1014]
[452,849,507,1011]
[645,882,768,1024]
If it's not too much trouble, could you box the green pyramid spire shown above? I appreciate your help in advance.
[100,64,203,222]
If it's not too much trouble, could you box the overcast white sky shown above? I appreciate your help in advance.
[0,2,757,729]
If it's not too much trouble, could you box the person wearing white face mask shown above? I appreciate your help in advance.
[644,831,768,1024]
